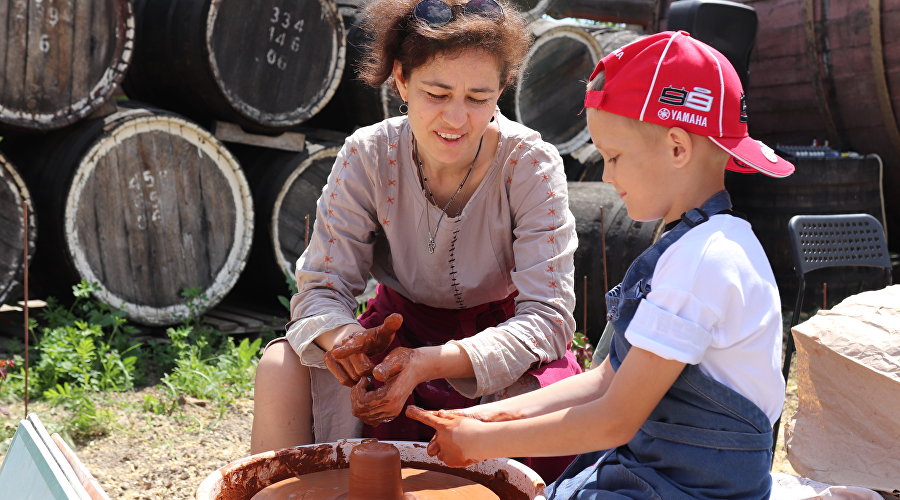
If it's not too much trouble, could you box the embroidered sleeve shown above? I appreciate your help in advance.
[449,140,577,397]
[285,135,381,367]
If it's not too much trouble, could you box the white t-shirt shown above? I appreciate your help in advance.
[626,214,786,424]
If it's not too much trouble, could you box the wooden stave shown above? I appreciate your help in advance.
[0,152,37,305]
[0,0,134,132]
[230,139,341,306]
[511,19,603,155]
[302,7,385,134]
[4,104,254,325]
[124,0,346,132]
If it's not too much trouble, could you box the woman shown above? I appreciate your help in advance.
[251,0,580,481]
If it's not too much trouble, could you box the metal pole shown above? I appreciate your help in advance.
[600,206,608,292]
[304,214,310,249]
[23,201,29,416]
[582,275,588,338]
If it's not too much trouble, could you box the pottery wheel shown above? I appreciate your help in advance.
[250,467,500,499]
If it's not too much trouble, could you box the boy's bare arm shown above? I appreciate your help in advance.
[456,355,616,422]
[408,347,685,466]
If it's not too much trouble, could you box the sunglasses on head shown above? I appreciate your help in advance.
[412,0,504,27]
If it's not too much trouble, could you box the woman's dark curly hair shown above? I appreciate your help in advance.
[357,0,531,93]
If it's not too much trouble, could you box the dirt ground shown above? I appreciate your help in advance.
[0,380,803,499]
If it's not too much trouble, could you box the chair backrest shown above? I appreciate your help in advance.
[787,214,892,278]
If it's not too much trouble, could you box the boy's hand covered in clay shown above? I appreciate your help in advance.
[405,405,485,467]
[324,313,403,386]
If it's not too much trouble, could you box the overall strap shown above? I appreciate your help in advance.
[617,190,733,295]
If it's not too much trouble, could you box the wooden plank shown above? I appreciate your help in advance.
[0,415,90,500]
[204,308,265,329]
[217,304,286,324]
[26,414,91,500]
[200,314,239,333]
[213,121,306,152]
[50,434,110,500]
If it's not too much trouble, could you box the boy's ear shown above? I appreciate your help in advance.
[666,127,693,169]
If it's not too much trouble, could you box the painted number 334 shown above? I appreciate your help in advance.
[266,6,305,70]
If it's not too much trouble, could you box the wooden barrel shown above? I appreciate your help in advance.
[303,7,392,133]
[546,0,665,29]
[0,153,36,306]
[725,154,887,310]
[509,0,552,21]
[511,23,643,155]
[123,0,345,132]
[564,143,605,182]
[568,182,663,345]
[231,139,341,305]
[0,0,133,132]
[510,20,602,155]
[5,105,254,325]
[743,0,900,249]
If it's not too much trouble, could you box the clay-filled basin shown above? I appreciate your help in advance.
[196,439,546,500]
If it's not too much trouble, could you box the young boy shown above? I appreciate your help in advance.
[406,31,795,498]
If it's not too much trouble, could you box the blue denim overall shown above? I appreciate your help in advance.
[546,191,773,499]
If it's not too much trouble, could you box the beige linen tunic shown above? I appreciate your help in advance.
[286,111,577,440]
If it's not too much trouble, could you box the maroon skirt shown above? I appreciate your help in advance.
[357,284,580,482]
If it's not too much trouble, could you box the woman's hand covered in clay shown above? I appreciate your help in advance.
[324,313,403,387]
[405,406,484,467]
[350,346,422,425]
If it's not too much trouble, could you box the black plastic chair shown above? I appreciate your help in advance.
[772,213,892,455]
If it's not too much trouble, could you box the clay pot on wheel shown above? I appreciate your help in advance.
[196,439,546,500]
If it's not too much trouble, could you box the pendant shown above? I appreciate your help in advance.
[427,236,436,254]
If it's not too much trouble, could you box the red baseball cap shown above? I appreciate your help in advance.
[584,31,794,178]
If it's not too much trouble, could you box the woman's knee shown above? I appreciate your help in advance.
[256,340,309,388]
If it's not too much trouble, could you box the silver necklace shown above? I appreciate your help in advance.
[414,135,484,254]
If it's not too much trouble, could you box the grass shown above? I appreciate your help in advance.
[0,282,274,447]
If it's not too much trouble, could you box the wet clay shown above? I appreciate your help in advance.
[348,439,404,499]
[250,440,499,500]
[352,347,415,425]
[249,467,500,500]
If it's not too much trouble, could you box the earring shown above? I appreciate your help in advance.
[399,102,408,114]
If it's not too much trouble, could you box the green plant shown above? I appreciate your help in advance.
[278,269,299,311]
[0,359,13,383]
[0,281,141,442]
[0,355,24,403]
[279,270,368,317]
[571,331,594,371]
[148,325,261,416]
[44,382,114,443]
[179,286,211,327]
[40,282,139,339]
[30,321,139,394]
[141,392,177,415]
